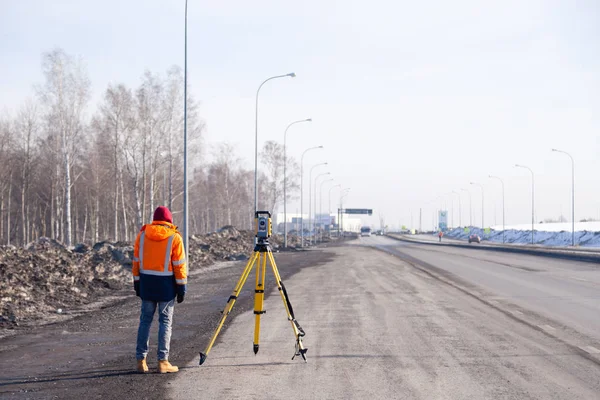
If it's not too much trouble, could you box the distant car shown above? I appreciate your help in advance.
[468,234,481,243]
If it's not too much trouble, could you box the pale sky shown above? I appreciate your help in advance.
[1,0,599,230]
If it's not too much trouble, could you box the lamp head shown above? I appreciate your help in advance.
[287,72,296,78]
[306,118,312,122]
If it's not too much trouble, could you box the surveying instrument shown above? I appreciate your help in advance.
[198,211,307,365]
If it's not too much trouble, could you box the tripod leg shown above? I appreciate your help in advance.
[199,251,259,365]
[253,251,268,354]
[266,251,308,362]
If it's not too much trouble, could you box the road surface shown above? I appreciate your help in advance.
[2,237,599,399]
[169,237,600,399]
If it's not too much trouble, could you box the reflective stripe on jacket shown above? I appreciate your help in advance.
[132,221,187,302]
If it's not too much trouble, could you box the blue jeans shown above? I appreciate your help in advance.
[136,299,175,361]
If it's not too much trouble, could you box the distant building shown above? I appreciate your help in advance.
[275,213,362,233]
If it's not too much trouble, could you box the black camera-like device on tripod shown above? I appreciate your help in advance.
[255,211,272,239]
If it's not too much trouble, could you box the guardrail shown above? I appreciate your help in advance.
[386,234,600,264]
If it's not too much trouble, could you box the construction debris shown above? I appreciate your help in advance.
[0,229,306,329]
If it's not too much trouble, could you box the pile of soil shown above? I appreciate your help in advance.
[0,238,134,329]
[0,229,305,329]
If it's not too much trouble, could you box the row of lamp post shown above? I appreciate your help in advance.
[181,3,351,254]
[426,148,574,246]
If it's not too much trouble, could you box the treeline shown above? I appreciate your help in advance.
[0,48,298,246]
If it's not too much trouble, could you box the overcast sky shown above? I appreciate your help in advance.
[1,0,599,230]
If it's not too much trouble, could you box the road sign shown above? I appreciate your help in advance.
[438,210,448,231]
[342,208,373,215]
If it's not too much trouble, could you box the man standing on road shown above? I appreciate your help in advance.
[132,206,187,374]
[438,231,443,242]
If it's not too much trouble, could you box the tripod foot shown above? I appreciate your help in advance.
[253,344,259,354]
[292,340,308,362]
[199,352,207,366]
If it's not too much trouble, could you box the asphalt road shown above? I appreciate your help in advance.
[168,237,600,399]
[2,238,599,399]
[376,235,600,342]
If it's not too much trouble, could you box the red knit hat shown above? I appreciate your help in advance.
[153,206,173,223]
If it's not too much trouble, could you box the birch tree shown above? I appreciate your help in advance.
[38,48,90,246]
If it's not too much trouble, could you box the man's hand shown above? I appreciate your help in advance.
[134,281,140,297]
[176,284,186,304]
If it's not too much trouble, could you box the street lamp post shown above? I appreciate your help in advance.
[552,149,575,246]
[300,147,323,248]
[182,0,189,255]
[319,179,334,242]
[340,189,350,234]
[452,191,461,227]
[448,193,454,229]
[328,184,341,238]
[470,182,484,230]
[313,172,330,242]
[489,175,505,243]
[461,188,472,227]
[283,118,312,248]
[308,162,327,246]
[515,164,535,244]
[254,72,295,220]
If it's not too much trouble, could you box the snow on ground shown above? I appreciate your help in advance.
[444,221,600,248]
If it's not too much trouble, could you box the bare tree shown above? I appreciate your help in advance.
[96,84,135,240]
[15,100,39,245]
[260,141,285,213]
[38,48,90,246]
[0,116,13,244]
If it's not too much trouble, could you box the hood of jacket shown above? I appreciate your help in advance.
[143,221,179,241]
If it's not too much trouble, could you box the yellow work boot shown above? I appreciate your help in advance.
[158,360,179,374]
[137,358,149,373]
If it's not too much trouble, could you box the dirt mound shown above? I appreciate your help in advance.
[0,238,133,329]
[0,229,307,329]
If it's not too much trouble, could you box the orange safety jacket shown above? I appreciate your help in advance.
[132,221,187,302]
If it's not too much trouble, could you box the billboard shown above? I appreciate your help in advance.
[438,210,448,231]
[342,208,373,215]
[315,214,334,226]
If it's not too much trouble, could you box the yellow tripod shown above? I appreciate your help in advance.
[199,211,307,365]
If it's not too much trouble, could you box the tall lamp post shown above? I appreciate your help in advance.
[470,182,484,230]
[328,184,341,238]
[254,72,295,218]
[307,162,327,246]
[182,0,189,255]
[300,147,323,247]
[340,189,350,234]
[313,172,331,240]
[489,175,505,243]
[283,118,312,248]
[318,179,334,242]
[452,191,461,227]
[552,149,575,246]
[447,193,454,229]
[461,188,472,227]
[515,164,535,244]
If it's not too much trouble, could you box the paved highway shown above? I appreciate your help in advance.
[375,235,600,342]
[169,237,600,399]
